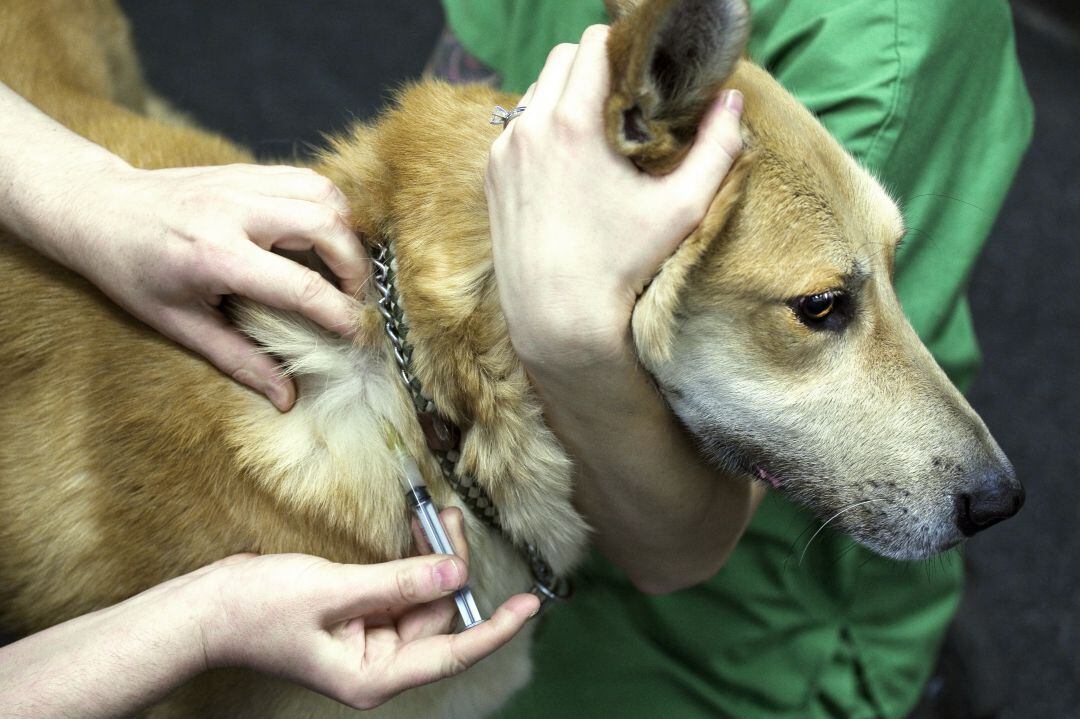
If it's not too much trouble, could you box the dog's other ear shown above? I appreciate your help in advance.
[632,151,752,368]
[605,0,749,173]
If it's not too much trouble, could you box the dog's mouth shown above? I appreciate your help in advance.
[752,463,783,490]
[686,420,788,491]
[705,433,788,491]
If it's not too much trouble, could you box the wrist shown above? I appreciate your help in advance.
[510,293,637,371]
[182,568,238,671]
[8,146,134,271]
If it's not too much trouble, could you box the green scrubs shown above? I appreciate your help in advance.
[441,1,1033,715]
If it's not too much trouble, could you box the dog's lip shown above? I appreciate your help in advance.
[937,536,965,553]
[752,463,783,490]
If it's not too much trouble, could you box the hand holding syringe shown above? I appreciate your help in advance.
[385,425,484,629]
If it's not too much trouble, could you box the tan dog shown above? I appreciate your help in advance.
[0,0,1022,716]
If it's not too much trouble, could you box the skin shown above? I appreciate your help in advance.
[0,80,367,411]
[486,27,766,592]
[0,508,539,718]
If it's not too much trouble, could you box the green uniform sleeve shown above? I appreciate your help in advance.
[446,1,1032,716]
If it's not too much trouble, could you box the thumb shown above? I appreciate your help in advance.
[163,306,296,411]
[321,555,468,622]
[665,89,744,213]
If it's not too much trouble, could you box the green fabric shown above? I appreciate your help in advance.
[443,0,1033,716]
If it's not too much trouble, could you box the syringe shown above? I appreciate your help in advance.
[386,426,484,629]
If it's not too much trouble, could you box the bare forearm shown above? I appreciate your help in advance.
[531,353,765,594]
[0,585,205,718]
[0,80,126,267]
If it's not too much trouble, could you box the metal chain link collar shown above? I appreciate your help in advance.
[370,241,572,608]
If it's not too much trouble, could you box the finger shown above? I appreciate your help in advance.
[249,168,352,219]
[558,25,611,127]
[320,554,468,622]
[382,593,539,690]
[161,305,295,410]
[225,246,358,337]
[411,509,469,564]
[397,594,459,643]
[664,90,744,204]
[518,82,537,107]
[440,508,470,566]
[492,83,537,152]
[240,199,370,298]
[410,517,433,555]
[526,43,578,116]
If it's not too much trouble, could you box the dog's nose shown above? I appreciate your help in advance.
[954,464,1024,537]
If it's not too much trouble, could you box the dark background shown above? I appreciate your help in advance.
[105,1,1080,716]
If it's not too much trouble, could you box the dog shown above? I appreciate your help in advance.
[0,0,1023,716]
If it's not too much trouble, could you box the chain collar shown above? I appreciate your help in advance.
[370,241,572,609]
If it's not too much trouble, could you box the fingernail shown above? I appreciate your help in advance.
[264,382,290,412]
[434,558,462,592]
[721,89,744,116]
[233,367,286,409]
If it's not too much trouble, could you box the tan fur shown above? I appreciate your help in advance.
[0,0,1016,716]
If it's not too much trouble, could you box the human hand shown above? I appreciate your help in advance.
[483,27,759,593]
[191,508,538,710]
[485,25,743,377]
[0,509,537,718]
[59,161,368,411]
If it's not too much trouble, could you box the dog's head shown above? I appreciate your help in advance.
[605,0,1023,559]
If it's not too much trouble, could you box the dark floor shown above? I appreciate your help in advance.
[57,1,1080,716]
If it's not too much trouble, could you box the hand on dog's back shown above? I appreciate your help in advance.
[1,80,366,412]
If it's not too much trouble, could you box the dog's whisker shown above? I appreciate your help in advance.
[798,499,883,566]
[903,192,987,216]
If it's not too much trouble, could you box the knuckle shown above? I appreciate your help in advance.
[713,135,740,166]
[311,206,344,235]
[442,645,470,677]
[394,565,421,603]
[722,135,744,163]
[546,42,576,66]
[581,24,609,45]
[551,106,587,137]
[308,174,339,203]
[294,268,328,307]
[189,236,231,276]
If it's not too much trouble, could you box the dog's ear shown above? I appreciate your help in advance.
[603,0,643,18]
[632,151,752,368]
[605,0,749,173]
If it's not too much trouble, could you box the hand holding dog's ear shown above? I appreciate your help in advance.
[486,24,743,370]
[485,26,757,592]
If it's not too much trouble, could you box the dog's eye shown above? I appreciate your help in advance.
[791,290,852,331]
[798,292,837,322]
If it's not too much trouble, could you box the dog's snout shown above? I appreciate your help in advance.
[954,463,1024,537]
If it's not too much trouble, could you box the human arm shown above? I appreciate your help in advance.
[0,509,539,718]
[485,26,765,594]
[0,80,368,411]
